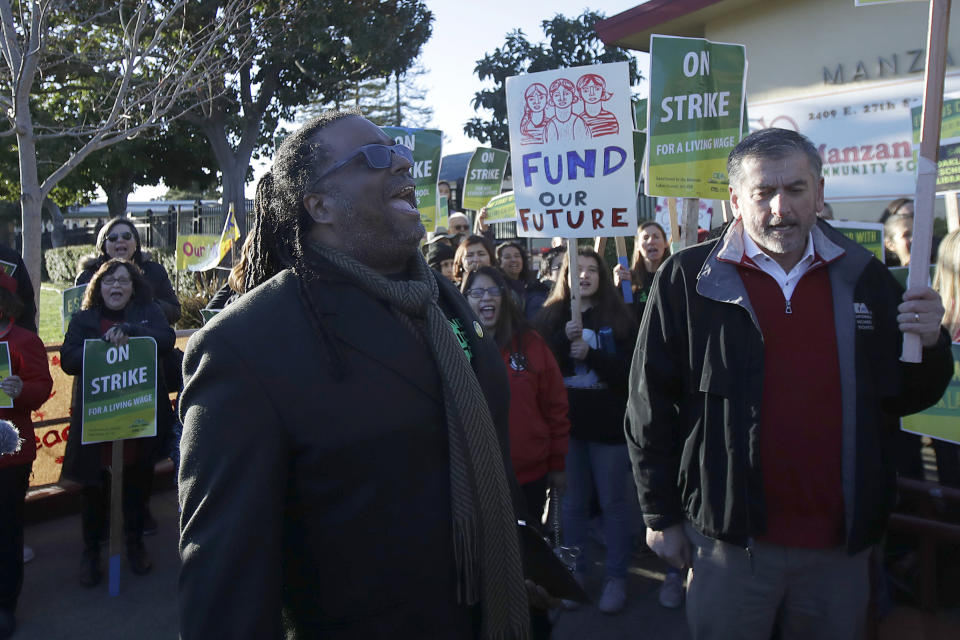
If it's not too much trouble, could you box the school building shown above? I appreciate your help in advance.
[597,0,960,223]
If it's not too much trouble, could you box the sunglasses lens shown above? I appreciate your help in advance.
[363,146,394,169]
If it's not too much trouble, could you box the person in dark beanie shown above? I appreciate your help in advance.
[427,240,456,282]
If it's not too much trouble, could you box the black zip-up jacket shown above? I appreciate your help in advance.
[626,219,954,554]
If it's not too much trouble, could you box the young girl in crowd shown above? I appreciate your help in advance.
[535,248,637,614]
[497,241,549,320]
[613,221,671,323]
[452,234,495,285]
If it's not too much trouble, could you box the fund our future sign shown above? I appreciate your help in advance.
[505,61,637,238]
[81,337,157,444]
[646,35,747,199]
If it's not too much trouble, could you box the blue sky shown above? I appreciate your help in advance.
[129,1,647,201]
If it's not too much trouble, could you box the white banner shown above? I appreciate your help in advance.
[749,74,960,201]
[505,61,637,238]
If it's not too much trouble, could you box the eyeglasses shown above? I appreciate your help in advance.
[312,143,414,186]
[102,278,131,287]
[465,286,503,299]
[107,232,133,242]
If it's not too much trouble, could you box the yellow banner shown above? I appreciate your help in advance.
[176,234,219,271]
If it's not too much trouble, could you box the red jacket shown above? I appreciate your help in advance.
[501,329,570,485]
[0,323,53,468]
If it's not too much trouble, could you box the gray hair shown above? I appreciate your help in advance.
[727,128,822,190]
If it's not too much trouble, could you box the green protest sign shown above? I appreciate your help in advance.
[0,343,11,408]
[62,284,87,333]
[438,195,449,229]
[462,148,509,210]
[0,260,15,276]
[81,337,157,444]
[200,309,220,325]
[888,266,937,289]
[382,126,443,233]
[633,131,646,190]
[902,343,960,445]
[484,191,517,224]
[826,221,884,261]
[911,93,960,192]
[647,35,747,199]
[632,99,647,132]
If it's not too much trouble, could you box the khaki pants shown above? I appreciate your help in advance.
[684,523,870,640]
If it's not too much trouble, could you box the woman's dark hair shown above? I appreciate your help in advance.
[495,241,529,282]
[630,221,671,293]
[245,108,361,292]
[96,218,143,264]
[536,247,636,339]
[82,259,151,310]
[461,266,529,350]
[0,288,23,322]
[880,197,913,224]
[452,234,496,283]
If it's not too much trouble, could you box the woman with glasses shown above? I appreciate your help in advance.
[461,266,569,527]
[75,217,180,325]
[462,266,568,639]
[535,248,637,615]
[60,259,175,588]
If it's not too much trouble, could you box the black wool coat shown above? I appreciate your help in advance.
[178,268,518,640]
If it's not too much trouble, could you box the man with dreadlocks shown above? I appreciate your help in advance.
[177,111,532,639]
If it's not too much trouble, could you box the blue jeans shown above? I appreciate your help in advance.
[562,438,631,578]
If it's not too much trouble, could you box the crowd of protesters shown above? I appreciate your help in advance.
[0,114,958,640]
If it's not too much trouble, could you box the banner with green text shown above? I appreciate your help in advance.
[462,148,509,210]
[382,126,443,233]
[484,191,517,225]
[826,220,885,261]
[81,337,157,444]
[902,343,960,445]
[61,284,88,333]
[910,91,960,192]
[646,35,747,199]
[505,61,637,238]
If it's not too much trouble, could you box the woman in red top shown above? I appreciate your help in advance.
[0,275,53,638]
[461,266,570,525]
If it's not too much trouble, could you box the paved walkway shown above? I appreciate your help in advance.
[12,487,959,639]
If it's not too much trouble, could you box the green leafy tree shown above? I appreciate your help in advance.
[465,11,642,150]
[303,62,434,128]
[182,0,434,235]
[0,0,255,301]
[79,123,219,218]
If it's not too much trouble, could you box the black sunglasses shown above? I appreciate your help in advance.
[107,232,133,242]
[312,143,414,187]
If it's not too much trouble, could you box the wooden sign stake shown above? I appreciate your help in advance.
[108,440,125,596]
[567,238,581,325]
[681,198,700,248]
[946,190,960,232]
[904,0,951,363]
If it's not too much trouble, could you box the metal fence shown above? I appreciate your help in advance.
[132,201,255,252]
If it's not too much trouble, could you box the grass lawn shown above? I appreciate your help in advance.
[39,283,71,345]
